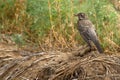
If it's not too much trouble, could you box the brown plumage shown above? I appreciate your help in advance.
[75,13,103,53]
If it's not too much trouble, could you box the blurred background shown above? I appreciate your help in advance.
[0,0,120,53]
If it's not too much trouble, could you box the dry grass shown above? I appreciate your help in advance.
[1,43,120,80]
[0,0,120,53]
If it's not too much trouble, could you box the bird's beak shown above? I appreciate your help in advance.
[74,14,78,16]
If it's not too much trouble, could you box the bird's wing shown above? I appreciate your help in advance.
[78,20,98,41]
[87,27,98,41]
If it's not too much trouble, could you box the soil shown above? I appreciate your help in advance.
[0,43,120,80]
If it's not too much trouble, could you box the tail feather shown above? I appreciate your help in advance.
[93,40,103,53]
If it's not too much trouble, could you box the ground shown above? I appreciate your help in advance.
[0,42,120,80]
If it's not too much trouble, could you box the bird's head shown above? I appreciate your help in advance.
[74,13,87,20]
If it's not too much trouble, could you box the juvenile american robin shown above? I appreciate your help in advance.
[75,12,103,53]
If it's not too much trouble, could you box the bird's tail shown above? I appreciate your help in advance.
[93,39,103,53]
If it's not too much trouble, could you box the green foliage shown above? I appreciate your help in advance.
[0,0,15,30]
[12,34,25,46]
[26,0,50,38]
[0,0,119,51]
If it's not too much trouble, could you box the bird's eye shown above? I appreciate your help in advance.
[80,13,85,18]
[81,13,84,16]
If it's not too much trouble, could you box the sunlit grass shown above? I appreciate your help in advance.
[0,0,120,52]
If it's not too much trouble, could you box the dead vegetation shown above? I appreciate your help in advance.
[0,1,120,80]
[110,0,120,11]
[0,43,120,80]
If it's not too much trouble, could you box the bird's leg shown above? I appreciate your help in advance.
[86,40,92,51]
[85,41,96,52]
[88,41,97,51]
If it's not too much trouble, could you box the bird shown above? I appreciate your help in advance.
[74,12,103,53]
